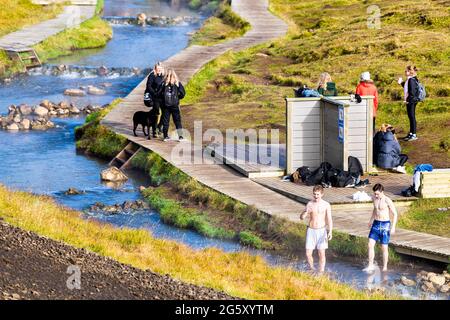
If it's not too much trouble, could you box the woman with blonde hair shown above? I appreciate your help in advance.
[317,72,338,96]
[373,124,408,173]
[157,68,186,141]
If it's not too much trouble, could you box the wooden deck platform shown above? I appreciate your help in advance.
[0,5,95,51]
[101,0,450,263]
[253,174,417,207]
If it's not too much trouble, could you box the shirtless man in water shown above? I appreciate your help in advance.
[300,185,333,272]
[364,183,398,272]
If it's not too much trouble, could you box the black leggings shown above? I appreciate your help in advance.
[398,154,408,166]
[162,106,182,138]
[407,102,417,134]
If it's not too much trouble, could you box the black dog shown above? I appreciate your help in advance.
[132,111,157,139]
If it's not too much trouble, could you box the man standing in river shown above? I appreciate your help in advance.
[300,185,333,273]
[364,183,398,273]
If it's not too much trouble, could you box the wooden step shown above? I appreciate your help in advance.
[6,48,41,70]
[109,141,142,170]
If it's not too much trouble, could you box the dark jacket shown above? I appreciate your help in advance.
[157,82,186,108]
[400,76,419,103]
[376,131,402,169]
[145,71,165,102]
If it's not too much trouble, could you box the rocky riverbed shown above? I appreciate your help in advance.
[0,220,235,300]
[0,100,109,131]
[400,271,450,295]
[87,199,150,215]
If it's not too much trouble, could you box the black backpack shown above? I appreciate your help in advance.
[348,156,363,178]
[164,84,179,107]
[332,171,355,187]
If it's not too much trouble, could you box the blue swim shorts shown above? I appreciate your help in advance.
[368,220,391,245]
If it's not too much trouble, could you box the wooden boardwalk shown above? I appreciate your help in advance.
[101,0,450,263]
[0,5,95,51]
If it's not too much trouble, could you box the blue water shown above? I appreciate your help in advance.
[0,0,446,300]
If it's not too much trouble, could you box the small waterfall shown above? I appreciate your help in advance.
[27,65,151,79]
[102,15,198,26]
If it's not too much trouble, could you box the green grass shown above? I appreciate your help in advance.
[34,16,112,62]
[189,0,250,46]
[142,187,236,240]
[398,198,450,238]
[0,184,390,300]
[182,51,236,104]
[95,0,104,15]
[75,99,128,159]
[0,0,63,37]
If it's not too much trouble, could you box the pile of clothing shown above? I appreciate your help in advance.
[401,164,433,197]
[290,156,369,188]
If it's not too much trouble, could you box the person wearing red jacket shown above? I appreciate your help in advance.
[356,72,379,133]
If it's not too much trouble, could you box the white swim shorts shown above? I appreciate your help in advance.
[305,227,328,250]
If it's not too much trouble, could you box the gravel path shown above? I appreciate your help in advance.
[0,220,236,300]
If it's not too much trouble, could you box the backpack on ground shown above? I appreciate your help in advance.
[348,156,363,178]
[290,166,311,183]
[164,85,179,107]
[304,162,331,186]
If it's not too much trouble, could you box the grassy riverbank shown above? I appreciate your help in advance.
[181,0,450,167]
[398,198,450,238]
[189,0,250,46]
[34,16,112,62]
[0,184,389,299]
[75,99,128,159]
[0,0,112,78]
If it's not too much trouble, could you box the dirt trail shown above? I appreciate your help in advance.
[0,221,235,300]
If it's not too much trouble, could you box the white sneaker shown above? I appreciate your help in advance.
[392,166,406,174]
[163,137,171,142]
[396,166,406,174]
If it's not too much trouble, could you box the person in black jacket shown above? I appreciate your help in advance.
[157,68,186,142]
[144,62,165,137]
[398,65,419,141]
